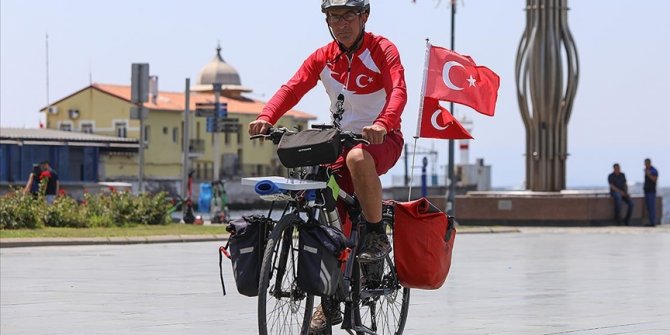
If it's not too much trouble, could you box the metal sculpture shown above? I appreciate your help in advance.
[516,0,579,191]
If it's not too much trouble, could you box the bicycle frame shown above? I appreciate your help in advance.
[248,164,395,334]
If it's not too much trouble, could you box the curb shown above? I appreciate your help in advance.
[0,227,524,249]
[0,234,228,248]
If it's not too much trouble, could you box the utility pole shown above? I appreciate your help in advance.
[182,78,191,200]
[446,2,457,216]
[131,63,149,193]
[212,83,222,180]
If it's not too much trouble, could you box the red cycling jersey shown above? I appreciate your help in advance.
[258,32,407,133]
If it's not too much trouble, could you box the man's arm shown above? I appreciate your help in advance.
[256,50,323,126]
[23,174,34,194]
[373,40,406,132]
[646,168,658,182]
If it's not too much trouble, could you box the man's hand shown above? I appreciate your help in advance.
[361,124,387,145]
[248,119,273,136]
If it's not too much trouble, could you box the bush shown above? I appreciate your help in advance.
[0,190,45,229]
[130,192,171,225]
[0,189,172,229]
[45,196,88,228]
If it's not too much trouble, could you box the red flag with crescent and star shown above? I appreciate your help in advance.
[424,45,500,117]
[418,97,473,139]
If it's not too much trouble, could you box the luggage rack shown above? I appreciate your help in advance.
[241,176,327,191]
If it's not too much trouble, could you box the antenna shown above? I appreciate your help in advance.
[45,33,50,112]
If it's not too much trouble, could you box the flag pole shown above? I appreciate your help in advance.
[408,137,418,201]
[446,0,457,216]
[410,39,432,201]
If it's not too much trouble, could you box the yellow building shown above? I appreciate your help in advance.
[41,47,316,186]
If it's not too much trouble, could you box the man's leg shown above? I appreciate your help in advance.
[346,148,390,262]
[623,195,633,225]
[611,192,623,224]
[346,148,382,223]
[645,192,656,226]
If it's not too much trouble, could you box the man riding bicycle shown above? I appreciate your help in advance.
[248,0,406,332]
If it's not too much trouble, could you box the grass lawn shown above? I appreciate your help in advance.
[0,224,229,239]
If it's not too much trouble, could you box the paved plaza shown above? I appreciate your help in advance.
[1,227,669,334]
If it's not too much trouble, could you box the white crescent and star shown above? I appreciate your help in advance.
[442,61,477,90]
[356,74,372,88]
[430,109,451,130]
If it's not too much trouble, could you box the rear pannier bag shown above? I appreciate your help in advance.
[227,215,272,296]
[392,197,456,289]
[277,129,341,168]
[297,223,347,296]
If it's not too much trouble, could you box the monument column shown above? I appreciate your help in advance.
[515,0,579,191]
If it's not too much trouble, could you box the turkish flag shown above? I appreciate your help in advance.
[424,45,499,116]
[417,97,473,140]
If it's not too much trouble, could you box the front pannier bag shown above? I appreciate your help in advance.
[277,128,341,168]
[297,223,347,296]
[392,197,456,289]
[227,215,272,296]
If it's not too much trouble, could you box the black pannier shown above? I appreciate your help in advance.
[227,215,272,297]
[277,129,341,168]
[297,223,348,296]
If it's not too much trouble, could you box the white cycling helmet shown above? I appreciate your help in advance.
[321,0,370,13]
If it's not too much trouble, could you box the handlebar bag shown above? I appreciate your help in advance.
[227,215,272,296]
[392,197,456,289]
[277,129,341,168]
[297,223,347,296]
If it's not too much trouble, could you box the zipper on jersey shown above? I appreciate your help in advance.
[343,55,353,92]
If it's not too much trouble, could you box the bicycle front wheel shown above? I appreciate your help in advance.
[258,213,314,335]
[353,254,410,335]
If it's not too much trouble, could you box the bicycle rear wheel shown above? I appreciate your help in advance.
[258,213,314,335]
[353,254,410,335]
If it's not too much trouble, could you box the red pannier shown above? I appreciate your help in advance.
[392,197,456,289]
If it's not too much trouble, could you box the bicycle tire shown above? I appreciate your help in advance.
[258,213,314,335]
[353,252,410,335]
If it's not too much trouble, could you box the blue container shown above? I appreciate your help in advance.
[198,183,212,213]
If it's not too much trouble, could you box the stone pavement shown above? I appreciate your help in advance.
[1,226,669,334]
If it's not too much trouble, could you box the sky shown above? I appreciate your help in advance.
[1,0,669,188]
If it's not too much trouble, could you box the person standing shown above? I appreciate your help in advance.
[643,158,659,227]
[608,163,633,225]
[39,160,59,204]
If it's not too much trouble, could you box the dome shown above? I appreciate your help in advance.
[193,45,252,94]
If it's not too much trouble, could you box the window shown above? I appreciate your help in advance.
[115,122,127,138]
[60,123,72,131]
[173,127,179,143]
[81,123,93,134]
[163,126,168,134]
[144,125,150,144]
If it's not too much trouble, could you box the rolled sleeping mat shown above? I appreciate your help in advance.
[254,180,282,196]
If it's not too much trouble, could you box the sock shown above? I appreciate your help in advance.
[366,220,385,234]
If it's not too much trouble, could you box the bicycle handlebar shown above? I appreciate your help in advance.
[249,127,369,147]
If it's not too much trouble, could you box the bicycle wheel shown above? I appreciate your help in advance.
[258,213,314,335]
[353,254,410,335]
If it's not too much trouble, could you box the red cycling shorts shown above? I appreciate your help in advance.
[326,130,404,236]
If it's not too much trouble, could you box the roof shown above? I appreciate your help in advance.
[0,128,139,149]
[41,83,317,121]
[194,45,252,93]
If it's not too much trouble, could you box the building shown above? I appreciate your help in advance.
[0,128,138,193]
[37,46,316,193]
